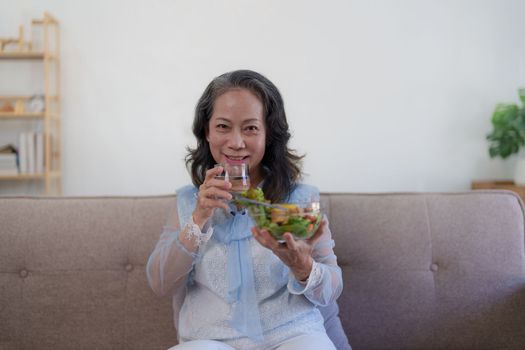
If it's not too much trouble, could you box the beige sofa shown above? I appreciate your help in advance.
[1,190,524,350]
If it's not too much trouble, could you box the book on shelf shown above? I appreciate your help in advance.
[18,133,27,174]
[26,132,35,174]
[17,132,45,175]
[35,132,44,174]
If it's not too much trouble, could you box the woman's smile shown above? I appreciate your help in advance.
[224,154,250,164]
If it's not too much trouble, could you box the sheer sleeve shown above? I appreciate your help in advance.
[287,215,344,306]
[146,195,197,298]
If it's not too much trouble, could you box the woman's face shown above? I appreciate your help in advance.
[206,88,266,185]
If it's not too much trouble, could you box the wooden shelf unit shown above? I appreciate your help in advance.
[0,12,62,195]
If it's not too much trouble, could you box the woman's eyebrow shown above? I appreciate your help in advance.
[242,118,262,124]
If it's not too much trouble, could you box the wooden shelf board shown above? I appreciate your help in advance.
[0,112,45,119]
[33,15,59,25]
[471,180,525,202]
[471,180,516,189]
[0,172,61,181]
[0,96,58,102]
[0,52,45,59]
[0,174,45,180]
[0,96,30,100]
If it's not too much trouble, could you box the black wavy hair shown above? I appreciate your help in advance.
[185,69,304,202]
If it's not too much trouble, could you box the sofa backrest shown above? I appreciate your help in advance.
[1,190,524,349]
[0,196,177,349]
[325,190,525,349]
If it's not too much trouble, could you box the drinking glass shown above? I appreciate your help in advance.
[214,162,250,193]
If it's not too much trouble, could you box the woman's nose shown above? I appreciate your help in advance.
[227,129,246,149]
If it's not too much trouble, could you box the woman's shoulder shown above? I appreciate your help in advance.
[175,185,198,202]
[289,183,320,202]
[174,185,199,223]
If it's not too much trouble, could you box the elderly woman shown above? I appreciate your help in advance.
[147,70,349,350]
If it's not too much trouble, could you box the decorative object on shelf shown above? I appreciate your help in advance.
[0,25,31,53]
[14,100,25,114]
[0,101,14,112]
[0,144,18,176]
[486,88,525,185]
[27,94,45,112]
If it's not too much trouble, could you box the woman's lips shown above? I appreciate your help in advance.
[225,155,249,164]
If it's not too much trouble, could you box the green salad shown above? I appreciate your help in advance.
[237,188,322,240]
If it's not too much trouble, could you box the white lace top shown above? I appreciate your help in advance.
[146,184,343,350]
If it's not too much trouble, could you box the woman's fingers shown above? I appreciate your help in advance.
[307,219,326,246]
[204,177,232,191]
[199,196,230,212]
[193,166,234,223]
[255,230,312,278]
[197,167,233,211]
[252,228,280,250]
[201,166,232,193]
[283,232,298,251]
[251,227,268,247]
[204,166,224,183]
[199,186,232,201]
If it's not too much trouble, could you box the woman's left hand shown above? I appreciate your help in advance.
[251,219,327,282]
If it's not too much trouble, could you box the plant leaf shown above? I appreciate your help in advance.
[486,95,525,158]
[493,104,518,124]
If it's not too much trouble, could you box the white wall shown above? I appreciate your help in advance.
[0,0,523,195]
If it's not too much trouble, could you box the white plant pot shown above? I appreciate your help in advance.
[514,156,525,186]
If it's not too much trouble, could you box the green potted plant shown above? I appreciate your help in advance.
[487,88,525,184]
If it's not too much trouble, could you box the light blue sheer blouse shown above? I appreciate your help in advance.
[146,184,343,350]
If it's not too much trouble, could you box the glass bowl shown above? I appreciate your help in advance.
[247,201,323,241]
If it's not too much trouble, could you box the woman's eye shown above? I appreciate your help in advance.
[245,125,259,132]
[217,124,229,129]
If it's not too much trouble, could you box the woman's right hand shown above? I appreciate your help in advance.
[192,166,232,229]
